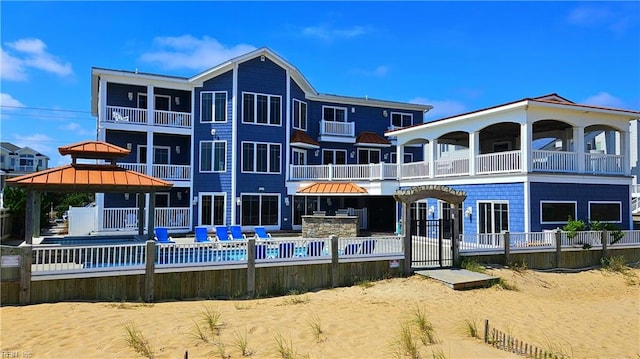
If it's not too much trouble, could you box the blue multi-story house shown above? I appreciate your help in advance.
[90,47,430,234]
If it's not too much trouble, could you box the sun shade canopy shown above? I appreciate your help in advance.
[297,182,368,194]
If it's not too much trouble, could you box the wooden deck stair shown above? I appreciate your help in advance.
[415,268,498,290]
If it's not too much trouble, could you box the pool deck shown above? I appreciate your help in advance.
[415,268,498,290]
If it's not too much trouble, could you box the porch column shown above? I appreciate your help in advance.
[146,130,154,177]
[429,140,437,178]
[95,193,104,231]
[24,191,36,245]
[402,202,412,276]
[520,122,531,173]
[98,79,107,140]
[622,130,631,175]
[574,126,585,173]
[469,131,479,176]
[147,85,154,125]
[396,144,404,180]
[147,192,156,240]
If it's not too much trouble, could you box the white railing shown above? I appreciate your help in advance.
[338,236,404,261]
[561,231,603,247]
[152,164,191,180]
[609,230,640,246]
[32,243,147,276]
[156,241,248,269]
[532,150,577,173]
[508,232,555,249]
[319,120,355,137]
[289,163,396,181]
[632,184,640,195]
[434,156,469,177]
[154,110,192,128]
[290,165,330,180]
[106,106,147,125]
[459,233,504,253]
[632,198,640,214]
[101,207,191,231]
[117,162,148,174]
[476,150,522,175]
[584,153,623,174]
[401,162,429,179]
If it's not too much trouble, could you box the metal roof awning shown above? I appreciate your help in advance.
[296,182,368,195]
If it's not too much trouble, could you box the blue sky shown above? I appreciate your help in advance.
[1,1,639,166]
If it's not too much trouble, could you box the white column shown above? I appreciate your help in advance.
[623,130,631,175]
[396,144,404,180]
[469,131,478,175]
[429,140,437,178]
[98,79,107,141]
[521,122,531,173]
[147,85,154,125]
[574,126,585,173]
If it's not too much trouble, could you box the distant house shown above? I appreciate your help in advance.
[0,142,50,207]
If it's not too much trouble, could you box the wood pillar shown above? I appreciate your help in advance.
[144,240,156,302]
[451,203,460,267]
[403,202,413,275]
[19,245,32,305]
[247,238,256,298]
[330,235,339,287]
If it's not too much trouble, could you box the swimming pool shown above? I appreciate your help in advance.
[40,235,144,246]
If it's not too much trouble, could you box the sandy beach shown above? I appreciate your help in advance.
[1,266,638,359]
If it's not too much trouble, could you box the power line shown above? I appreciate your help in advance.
[1,105,92,114]
[0,112,95,121]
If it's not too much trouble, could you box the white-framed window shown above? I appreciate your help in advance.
[357,148,381,164]
[540,201,577,224]
[155,192,170,208]
[493,141,511,152]
[293,196,320,226]
[478,201,509,234]
[292,149,307,165]
[201,91,228,123]
[155,94,171,111]
[588,201,622,223]
[293,99,307,130]
[199,192,226,226]
[390,152,414,163]
[322,149,347,164]
[241,142,281,173]
[242,92,281,125]
[200,140,226,172]
[391,112,413,128]
[19,154,34,168]
[137,145,171,164]
[240,193,280,227]
[322,106,347,122]
[137,93,147,109]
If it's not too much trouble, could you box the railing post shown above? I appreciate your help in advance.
[403,203,413,275]
[331,235,339,288]
[247,238,256,298]
[484,319,489,344]
[144,240,156,303]
[503,231,510,265]
[601,229,608,259]
[555,229,562,269]
[19,245,32,305]
[328,164,333,181]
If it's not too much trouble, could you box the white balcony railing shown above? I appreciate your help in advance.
[117,162,148,174]
[154,110,192,128]
[434,156,469,177]
[101,207,191,231]
[476,150,522,174]
[320,120,355,137]
[401,162,429,179]
[532,150,577,173]
[152,164,191,180]
[584,153,623,175]
[107,106,147,125]
[289,163,396,181]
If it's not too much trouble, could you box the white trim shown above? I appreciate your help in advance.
[477,201,510,235]
[357,148,381,164]
[200,91,228,123]
[292,148,307,165]
[540,200,577,224]
[588,201,622,223]
[238,192,281,228]
[292,98,307,131]
[321,149,348,164]
[240,141,282,174]
[198,192,227,227]
[231,64,238,225]
[390,111,413,128]
[199,140,227,173]
[154,94,172,112]
[321,105,348,122]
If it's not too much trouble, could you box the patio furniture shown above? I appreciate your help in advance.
[194,226,212,242]
[229,225,246,240]
[154,227,174,243]
[253,226,272,240]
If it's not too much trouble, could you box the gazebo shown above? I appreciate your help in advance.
[5,140,173,244]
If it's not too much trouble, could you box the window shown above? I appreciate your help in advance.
[138,93,147,109]
[242,92,281,125]
[390,152,414,163]
[201,92,227,122]
[492,141,511,152]
[479,202,509,234]
[541,201,576,223]
[19,154,34,169]
[137,146,170,164]
[323,106,347,122]
[199,193,225,226]
[322,149,347,164]
[200,141,226,172]
[589,201,622,223]
[357,148,381,164]
[293,196,319,225]
[292,149,306,165]
[391,112,413,128]
[241,194,279,226]
[155,95,171,111]
[293,99,307,130]
[242,142,281,173]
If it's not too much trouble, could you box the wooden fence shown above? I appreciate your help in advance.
[0,208,12,242]
[484,319,569,358]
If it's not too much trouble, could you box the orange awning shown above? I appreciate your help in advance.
[297,182,367,195]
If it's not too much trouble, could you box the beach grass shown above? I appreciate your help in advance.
[124,322,155,359]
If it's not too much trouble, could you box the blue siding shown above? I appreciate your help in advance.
[529,182,630,231]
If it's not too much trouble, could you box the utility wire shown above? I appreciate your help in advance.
[0,105,91,113]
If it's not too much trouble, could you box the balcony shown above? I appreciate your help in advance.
[117,163,191,181]
[319,120,355,143]
[106,105,192,129]
[289,149,627,182]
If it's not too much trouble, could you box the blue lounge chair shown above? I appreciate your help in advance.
[154,227,175,243]
[229,225,246,240]
[278,242,295,258]
[215,226,230,242]
[254,226,272,240]
[361,239,376,254]
[194,226,211,242]
[306,240,325,257]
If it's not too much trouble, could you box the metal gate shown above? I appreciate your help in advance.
[410,219,453,268]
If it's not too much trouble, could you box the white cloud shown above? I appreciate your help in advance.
[2,38,73,80]
[139,36,256,71]
[567,6,612,26]
[410,97,467,120]
[301,24,368,41]
[582,92,624,108]
[0,93,25,108]
[12,134,55,157]
[59,122,93,136]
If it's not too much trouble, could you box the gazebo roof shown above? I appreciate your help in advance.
[58,140,131,160]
